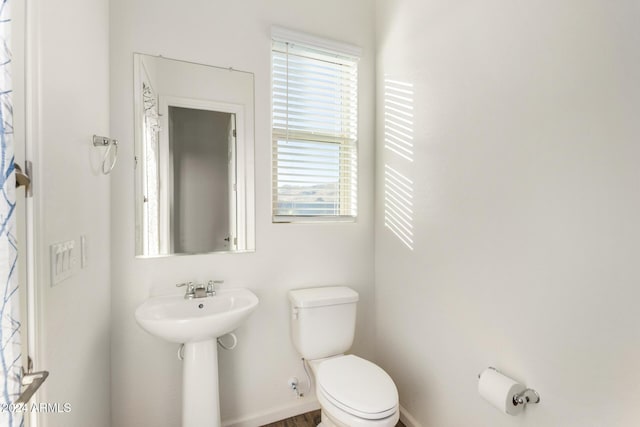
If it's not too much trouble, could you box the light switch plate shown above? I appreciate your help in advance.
[50,240,76,286]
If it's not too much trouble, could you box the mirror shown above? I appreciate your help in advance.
[134,54,255,256]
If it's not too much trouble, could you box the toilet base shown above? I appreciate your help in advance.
[319,409,341,427]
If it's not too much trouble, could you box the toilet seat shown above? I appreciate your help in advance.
[316,355,398,420]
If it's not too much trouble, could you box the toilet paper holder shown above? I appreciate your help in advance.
[513,388,541,407]
[478,367,541,407]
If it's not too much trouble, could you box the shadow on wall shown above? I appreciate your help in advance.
[383,77,415,251]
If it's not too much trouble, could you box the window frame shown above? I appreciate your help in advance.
[271,27,361,223]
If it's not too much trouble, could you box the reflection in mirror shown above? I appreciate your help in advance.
[169,106,236,253]
[134,54,255,257]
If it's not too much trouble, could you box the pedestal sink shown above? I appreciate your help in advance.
[135,288,259,427]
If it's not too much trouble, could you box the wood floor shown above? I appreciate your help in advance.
[262,410,406,427]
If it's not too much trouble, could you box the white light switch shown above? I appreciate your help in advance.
[50,240,76,286]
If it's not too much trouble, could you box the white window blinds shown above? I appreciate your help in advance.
[272,35,359,221]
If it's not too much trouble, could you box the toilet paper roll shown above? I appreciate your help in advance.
[478,367,526,416]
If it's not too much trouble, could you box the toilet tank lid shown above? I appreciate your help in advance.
[289,286,359,308]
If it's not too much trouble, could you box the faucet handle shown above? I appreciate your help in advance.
[177,281,196,298]
[176,281,194,290]
[206,280,223,296]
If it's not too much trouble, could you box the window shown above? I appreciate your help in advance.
[272,29,360,221]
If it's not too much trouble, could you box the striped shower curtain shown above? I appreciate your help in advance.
[0,0,24,425]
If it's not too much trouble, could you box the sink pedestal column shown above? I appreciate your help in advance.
[182,340,220,427]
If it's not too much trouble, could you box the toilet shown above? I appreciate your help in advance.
[289,287,400,427]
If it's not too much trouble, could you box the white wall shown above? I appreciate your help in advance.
[109,1,375,426]
[32,0,111,426]
[375,1,640,426]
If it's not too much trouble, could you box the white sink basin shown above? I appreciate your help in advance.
[135,288,259,343]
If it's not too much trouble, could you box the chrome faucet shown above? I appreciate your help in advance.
[193,283,208,298]
[176,280,224,299]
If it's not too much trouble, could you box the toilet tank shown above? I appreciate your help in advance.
[289,287,359,360]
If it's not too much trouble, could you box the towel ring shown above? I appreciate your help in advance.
[93,135,118,175]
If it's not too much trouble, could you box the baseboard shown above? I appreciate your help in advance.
[400,405,422,427]
[222,398,321,427]
[222,399,418,427]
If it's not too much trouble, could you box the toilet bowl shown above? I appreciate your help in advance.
[288,287,400,427]
[309,355,399,427]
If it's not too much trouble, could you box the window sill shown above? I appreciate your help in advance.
[272,215,356,224]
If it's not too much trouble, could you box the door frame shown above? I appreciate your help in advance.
[23,0,44,424]
[158,95,245,252]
